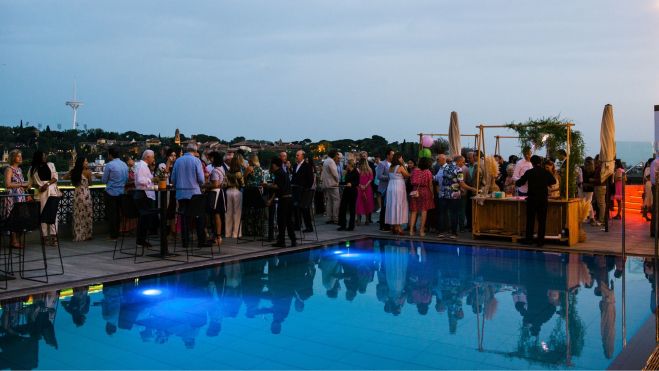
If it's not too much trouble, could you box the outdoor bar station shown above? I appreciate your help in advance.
[471,122,582,246]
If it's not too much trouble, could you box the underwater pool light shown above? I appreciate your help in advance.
[142,289,163,296]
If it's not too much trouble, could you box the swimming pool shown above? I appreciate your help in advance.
[0,238,654,369]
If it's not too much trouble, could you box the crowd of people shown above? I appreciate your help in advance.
[0,143,632,251]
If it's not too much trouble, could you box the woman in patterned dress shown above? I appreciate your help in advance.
[3,149,28,248]
[68,157,93,241]
[409,157,435,236]
[384,153,410,235]
[355,159,374,224]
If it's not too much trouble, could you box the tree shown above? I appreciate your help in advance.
[231,136,246,144]
[431,138,449,155]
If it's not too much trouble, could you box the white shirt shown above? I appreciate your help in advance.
[512,158,533,193]
[134,160,155,200]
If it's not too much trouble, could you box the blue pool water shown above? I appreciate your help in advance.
[0,239,655,369]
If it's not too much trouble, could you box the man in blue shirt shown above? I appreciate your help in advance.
[432,154,448,235]
[171,143,210,248]
[102,147,128,240]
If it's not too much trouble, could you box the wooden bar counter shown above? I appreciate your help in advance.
[472,197,581,246]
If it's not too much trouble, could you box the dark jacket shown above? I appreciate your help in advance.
[341,169,360,197]
[291,161,314,190]
[515,165,556,200]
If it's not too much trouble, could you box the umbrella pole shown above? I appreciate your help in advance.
[476,126,483,194]
[622,252,627,348]
[565,125,571,201]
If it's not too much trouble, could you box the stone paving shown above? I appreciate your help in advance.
[0,207,651,300]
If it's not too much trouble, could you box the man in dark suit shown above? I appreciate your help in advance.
[292,150,315,233]
[515,155,556,247]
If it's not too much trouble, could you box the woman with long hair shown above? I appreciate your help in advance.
[355,159,374,225]
[225,154,245,238]
[207,154,226,246]
[385,152,410,235]
[67,156,93,241]
[612,159,626,220]
[409,157,435,236]
[243,154,265,236]
[544,159,561,200]
[3,149,28,248]
[27,150,61,245]
[581,157,597,224]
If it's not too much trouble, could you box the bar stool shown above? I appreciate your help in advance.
[297,189,318,241]
[173,194,217,261]
[132,190,161,262]
[113,194,140,260]
[238,186,267,244]
[20,199,63,283]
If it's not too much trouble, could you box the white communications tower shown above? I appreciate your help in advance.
[65,82,83,130]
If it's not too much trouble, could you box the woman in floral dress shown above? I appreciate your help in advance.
[408,157,435,236]
[3,149,28,248]
[356,159,374,224]
[68,157,93,241]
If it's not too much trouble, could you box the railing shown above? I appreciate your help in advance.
[0,185,107,225]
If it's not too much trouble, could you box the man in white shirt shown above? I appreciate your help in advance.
[512,147,533,196]
[321,150,340,223]
[134,149,156,247]
[135,150,156,200]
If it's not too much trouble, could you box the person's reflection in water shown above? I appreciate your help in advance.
[241,260,267,319]
[222,262,244,320]
[319,249,343,299]
[341,244,376,302]
[31,291,59,350]
[0,297,40,370]
[432,245,468,333]
[644,259,657,314]
[206,266,225,337]
[102,283,122,336]
[591,255,617,359]
[408,243,435,315]
[289,250,315,312]
[265,255,297,334]
[383,241,410,316]
[517,253,559,338]
[62,286,91,327]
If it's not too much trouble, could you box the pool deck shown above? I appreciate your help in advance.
[0,208,651,300]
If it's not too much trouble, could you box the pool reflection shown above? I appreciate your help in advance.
[0,239,656,369]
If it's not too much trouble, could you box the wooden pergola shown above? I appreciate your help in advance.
[475,123,574,201]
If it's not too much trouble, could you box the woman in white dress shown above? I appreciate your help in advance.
[27,150,62,245]
[385,152,410,235]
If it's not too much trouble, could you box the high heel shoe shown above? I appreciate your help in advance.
[214,237,223,246]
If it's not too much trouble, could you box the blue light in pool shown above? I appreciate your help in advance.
[339,253,360,258]
[142,289,162,296]
[333,250,345,255]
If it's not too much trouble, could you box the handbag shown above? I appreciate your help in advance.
[409,185,420,198]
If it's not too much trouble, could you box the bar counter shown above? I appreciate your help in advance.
[472,197,581,246]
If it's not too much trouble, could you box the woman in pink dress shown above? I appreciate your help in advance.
[612,159,626,220]
[409,157,435,236]
[356,159,374,224]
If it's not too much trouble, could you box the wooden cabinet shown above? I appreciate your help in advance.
[472,198,581,246]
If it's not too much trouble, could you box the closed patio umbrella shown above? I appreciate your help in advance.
[599,104,616,183]
[449,111,461,157]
